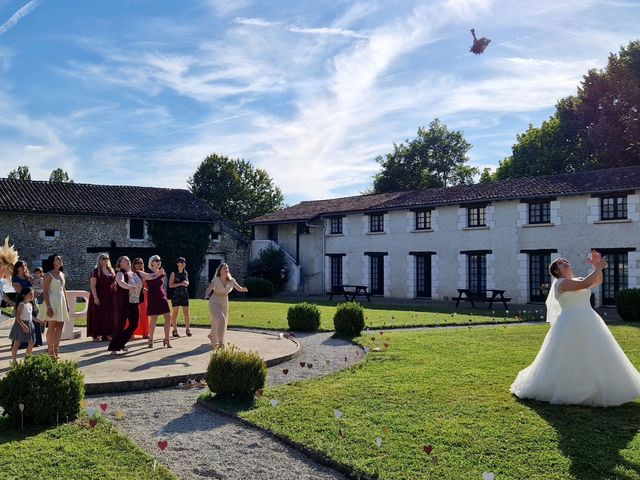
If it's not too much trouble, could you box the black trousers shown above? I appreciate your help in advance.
[108,302,139,351]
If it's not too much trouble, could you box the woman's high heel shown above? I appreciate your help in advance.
[163,339,172,348]
[147,339,153,348]
[185,328,192,337]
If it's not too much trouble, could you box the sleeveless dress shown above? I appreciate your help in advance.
[510,281,640,406]
[87,269,117,338]
[171,271,189,307]
[146,274,170,316]
[9,302,35,344]
[45,273,69,323]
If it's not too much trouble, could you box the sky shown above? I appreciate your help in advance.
[0,0,638,205]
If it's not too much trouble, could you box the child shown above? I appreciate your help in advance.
[30,267,45,345]
[9,287,36,361]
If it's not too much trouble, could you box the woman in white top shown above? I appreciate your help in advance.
[204,263,248,348]
[43,253,69,359]
[511,251,640,406]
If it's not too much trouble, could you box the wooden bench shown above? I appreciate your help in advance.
[454,289,511,309]
[327,285,372,302]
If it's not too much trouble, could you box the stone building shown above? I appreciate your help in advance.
[248,166,640,306]
[0,179,248,296]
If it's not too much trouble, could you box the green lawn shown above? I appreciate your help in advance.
[74,298,536,331]
[0,417,175,480]
[204,324,640,480]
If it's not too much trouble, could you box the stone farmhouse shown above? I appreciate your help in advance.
[249,166,640,307]
[0,179,248,296]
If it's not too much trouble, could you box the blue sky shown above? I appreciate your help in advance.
[0,0,638,204]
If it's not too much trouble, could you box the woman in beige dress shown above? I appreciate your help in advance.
[204,263,248,348]
[43,253,69,358]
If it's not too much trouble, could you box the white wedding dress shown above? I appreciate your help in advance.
[510,280,640,407]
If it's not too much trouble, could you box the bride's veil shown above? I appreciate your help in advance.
[546,278,562,324]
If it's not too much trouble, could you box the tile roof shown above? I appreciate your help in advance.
[249,166,640,224]
[0,179,222,222]
[248,191,408,224]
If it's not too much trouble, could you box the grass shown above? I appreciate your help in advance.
[203,324,640,480]
[0,417,175,480]
[73,298,536,331]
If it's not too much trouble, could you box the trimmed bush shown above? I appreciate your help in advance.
[206,346,267,399]
[245,277,275,297]
[333,301,365,336]
[0,354,84,425]
[617,288,640,322]
[287,302,321,331]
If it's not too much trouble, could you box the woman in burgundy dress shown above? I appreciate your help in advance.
[87,254,117,342]
[132,258,150,339]
[147,255,172,348]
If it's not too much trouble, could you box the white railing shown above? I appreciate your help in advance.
[250,240,301,292]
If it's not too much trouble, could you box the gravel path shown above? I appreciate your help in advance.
[89,331,363,480]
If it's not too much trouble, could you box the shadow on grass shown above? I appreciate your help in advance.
[525,399,640,479]
[0,416,49,445]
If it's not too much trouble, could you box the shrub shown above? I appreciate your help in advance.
[245,277,275,297]
[0,354,84,425]
[248,244,288,291]
[333,301,366,336]
[287,302,321,331]
[617,288,640,322]
[206,346,267,399]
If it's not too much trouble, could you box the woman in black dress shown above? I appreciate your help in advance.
[169,257,191,337]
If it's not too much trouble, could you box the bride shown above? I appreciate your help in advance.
[510,250,640,407]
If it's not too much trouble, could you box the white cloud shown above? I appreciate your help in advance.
[234,17,279,27]
[288,26,367,39]
[0,0,39,36]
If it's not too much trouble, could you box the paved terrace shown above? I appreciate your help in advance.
[0,327,299,394]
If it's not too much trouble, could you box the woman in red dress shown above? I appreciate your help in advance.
[132,258,149,339]
[146,255,171,348]
[87,254,117,342]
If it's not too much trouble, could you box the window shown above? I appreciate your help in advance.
[369,213,384,233]
[415,210,431,230]
[44,229,57,238]
[415,254,432,297]
[268,224,278,243]
[210,232,220,243]
[529,253,551,302]
[467,254,486,293]
[602,252,628,305]
[330,217,343,234]
[329,255,343,290]
[129,219,145,240]
[369,255,384,295]
[528,201,551,224]
[467,206,486,227]
[601,196,627,220]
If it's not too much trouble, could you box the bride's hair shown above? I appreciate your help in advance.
[549,259,562,278]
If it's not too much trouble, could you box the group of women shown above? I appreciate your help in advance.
[86,253,247,356]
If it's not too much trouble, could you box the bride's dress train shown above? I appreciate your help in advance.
[510,286,640,407]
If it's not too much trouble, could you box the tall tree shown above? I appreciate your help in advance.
[496,39,640,180]
[7,165,31,180]
[372,119,477,193]
[189,154,284,232]
[49,168,73,183]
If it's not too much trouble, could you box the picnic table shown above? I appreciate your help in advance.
[327,285,372,302]
[453,289,511,309]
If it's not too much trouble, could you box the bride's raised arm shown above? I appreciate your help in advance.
[559,255,607,292]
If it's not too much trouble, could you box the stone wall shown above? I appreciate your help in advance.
[1,213,249,296]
